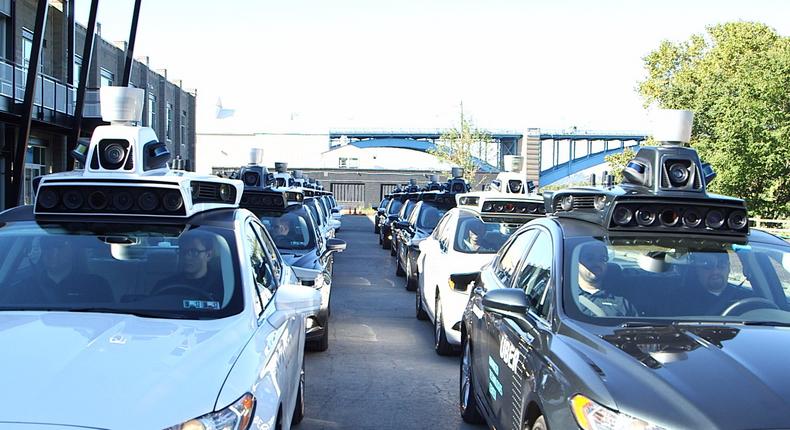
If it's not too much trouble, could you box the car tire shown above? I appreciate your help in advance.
[460,338,484,424]
[390,240,397,256]
[374,222,380,234]
[531,415,547,430]
[307,319,329,352]
[434,295,454,356]
[379,230,383,245]
[382,235,390,249]
[395,256,406,277]
[291,360,305,425]
[416,289,428,320]
[405,256,417,291]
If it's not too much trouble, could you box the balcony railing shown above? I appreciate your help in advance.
[0,58,102,118]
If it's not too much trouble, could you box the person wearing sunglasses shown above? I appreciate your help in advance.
[153,232,223,302]
[576,241,637,317]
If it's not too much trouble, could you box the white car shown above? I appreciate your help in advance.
[416,192,545,355]
[0,92,320,430]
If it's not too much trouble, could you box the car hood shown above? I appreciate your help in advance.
[0,311,253,430]
[571,323,790,428]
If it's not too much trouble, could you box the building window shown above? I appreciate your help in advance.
[73,55,82,87]
[22,28,33,68]
[23,144,47,205]
[0,16,8,60]
[338,157,358,169]
[180,110,187,148]
[166,103,173,141]
[147,93,157,128]
[100,68,114,87]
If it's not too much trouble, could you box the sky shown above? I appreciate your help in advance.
[76,0,790,134]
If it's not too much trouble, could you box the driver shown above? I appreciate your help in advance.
[153,232,223,301]
[576,242,638,317]
[462,222,485,252]
[271,216,299,245]
[684,252,752,314]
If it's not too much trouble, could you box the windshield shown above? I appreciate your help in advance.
[454,212,521,254]
[417,204,448,230]
[401,200,416,219]
[388,199,403,215]
[258,209,317,251]
[0,221,242,319]
[379,198,390,210]
[563,237,790,325]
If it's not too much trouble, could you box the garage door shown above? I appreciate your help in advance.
[331,183,365,206]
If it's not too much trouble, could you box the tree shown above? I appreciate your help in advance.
[638,22,790,217]
[605,148,636,184]
[429,107,495,186]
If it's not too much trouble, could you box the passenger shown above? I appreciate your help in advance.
[5,236,113,304]
[684,252,751,315]
[153,231,223,301]
[576,241,638,317]
[271,216,299,245]
[462,222,485,252]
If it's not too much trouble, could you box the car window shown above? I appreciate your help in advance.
[306,202,323,227]
[387,199,404,215]
[0,221,242,319]
[401,200,416,220]
[453,211,522,254]
[432,213,451,240]
[495,229,538,286]
[407,202,421,225]
[417,203,448,231]
[379,198,390,210]
[258,208,317,251]
[514,231,553,318]
[244,221,275,317]
[251,221,283,283]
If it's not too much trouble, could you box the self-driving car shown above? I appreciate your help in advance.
[416,191,545,355]
[458,110,790,430]
[0,87,320,430]
[389,192,420,257]
[373,195,390,235]
[241,186,346,351]
[394,191,456,291]
[379,191,405,249]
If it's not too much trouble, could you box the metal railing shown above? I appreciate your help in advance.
[0,58,102,118]
[750,218,790,239]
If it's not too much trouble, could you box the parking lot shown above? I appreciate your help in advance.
[299,215,478,430]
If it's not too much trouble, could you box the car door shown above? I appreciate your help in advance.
[400,201,421,265]
[474,228,538,420]
[418,211,448,297]
[486,229,554,430]
[424,211,457,321]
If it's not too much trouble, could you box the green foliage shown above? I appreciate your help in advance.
[605,148,637,184]
[638,21,790,217]
[429,112,494,185]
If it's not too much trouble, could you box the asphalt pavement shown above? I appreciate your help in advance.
[297,215,480,430]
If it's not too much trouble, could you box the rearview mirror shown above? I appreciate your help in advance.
[332,208,340,214]
[269,284,321,327]
[326,238,346,252]
[371,205,378,210]
[394,221,410,230]
[418,239,438,253]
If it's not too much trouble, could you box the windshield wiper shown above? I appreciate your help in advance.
[66,307,192,319]
[738,321,790,327]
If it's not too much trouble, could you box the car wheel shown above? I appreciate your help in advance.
[405,255,417,291]
[374,222,380,234]
[307,319,329,352]
[459,338,484,424]
[382,234,390,249]
[379,230,383,245]
[434,295,454,356]
[390,239,397,256]
[291,360,305,425]
[416,289,428,320]
[531,415,547,430]
[395,254,406,277]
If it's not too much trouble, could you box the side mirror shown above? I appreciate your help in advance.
[482,288,528,315]
[418,239,437,253]
[269,284,321,327]
[387,214,399,221]
[449,272,479,292]
[332,208,340,214]
[326,238,346,253]
[394,220,410,230]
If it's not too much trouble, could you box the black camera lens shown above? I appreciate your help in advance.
[682,208,703,228]
[612,206,633,225]
[243,171,259,186]
[138,191,159,211]
[88,191,109,210]
[727,210,748,230]
[104,143,125,165]
[38,188,59,209]
[705,209,725,229]
[659,208,680,227]
[113,191,133,210]
[508,180,522,193]
[635,207,656,226]
[163,191,184,212]
[668,162,690,186]
[63,190,84,210]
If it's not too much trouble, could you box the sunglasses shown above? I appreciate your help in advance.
[181,248,208,257]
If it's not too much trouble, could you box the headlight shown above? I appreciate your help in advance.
[165,393,255,430]
[570,394,665,430]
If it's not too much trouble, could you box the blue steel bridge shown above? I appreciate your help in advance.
[329,129,648,186]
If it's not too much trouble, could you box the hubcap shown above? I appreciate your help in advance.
[461,341,472,408]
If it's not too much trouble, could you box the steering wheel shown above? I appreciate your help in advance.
[155,284,213,301]
[720,297,779,316]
